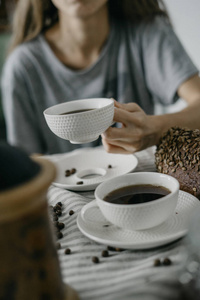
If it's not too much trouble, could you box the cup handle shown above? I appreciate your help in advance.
[81,200,109,225]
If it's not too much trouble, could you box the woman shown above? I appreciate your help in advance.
[1,0,200,154]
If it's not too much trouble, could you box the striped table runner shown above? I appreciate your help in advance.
[47,147,187,300]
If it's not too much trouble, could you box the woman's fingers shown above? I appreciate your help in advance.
[113,106,144,128]
[102,137,136,154]
[102,101,158,154]
[114,100,142,113]
[101,133,141,153]
[102,126,129,140]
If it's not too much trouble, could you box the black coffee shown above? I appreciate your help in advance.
[103,184,171,205]
[60,109,95,115]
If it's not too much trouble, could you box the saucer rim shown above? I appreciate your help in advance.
[77,190,199,249]
[51,148,138,191]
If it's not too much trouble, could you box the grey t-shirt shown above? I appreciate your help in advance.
[1,17,198,154]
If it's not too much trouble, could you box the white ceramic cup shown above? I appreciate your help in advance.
[43,98,114,144]
[82,172,180,231]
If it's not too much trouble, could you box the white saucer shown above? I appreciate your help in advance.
[77,191,200,249]
[50,147,138,191]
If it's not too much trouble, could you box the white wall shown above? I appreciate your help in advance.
[163,0,200,70]
[155,0,200,114]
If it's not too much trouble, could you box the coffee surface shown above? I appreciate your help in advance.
[103,184,171,205]
[60,108,95,115]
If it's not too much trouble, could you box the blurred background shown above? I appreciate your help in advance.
[156,0,200,114]
[0,0,16,141]
[0,0,200,141]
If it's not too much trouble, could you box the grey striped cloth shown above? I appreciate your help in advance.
[47,147,188,300]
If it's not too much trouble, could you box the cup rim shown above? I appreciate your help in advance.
[43,98,114,116]
[95,172,180,208]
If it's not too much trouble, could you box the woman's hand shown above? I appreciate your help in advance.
[101,100,160,154]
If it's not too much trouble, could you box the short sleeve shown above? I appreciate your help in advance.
[1,50,46,154]
[140,17,199,105]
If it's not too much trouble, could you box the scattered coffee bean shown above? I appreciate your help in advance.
[57,222,65,230]
[108,165,112,169]
[65,170,71,177]
[56,204,61,208]
[57,232,63,239]
[76,181,83,185]
[65,248,71,255]
[55,207,62,214]
[163,257,172,266]
[101,250,109,257]
[115,248,124,252]
[70,168,76,174]
[69,210,74,216]
[56,210,62,217]
[154,259,161,267]
[49,202,65,246]
[92,256,99,264]
[65,168,76,177]
[107,246,116,251]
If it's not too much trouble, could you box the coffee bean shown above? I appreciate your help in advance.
[70,168,76,174]
[65,170,71,177]
[76,181,83,185]
[115,248,124,252]
[57,222,65,230]
[65,248,71,255]
[69,210,74,216]
[163,257,172,266]
[108,165,112,169]
[154,259,161,267]
[55,204,62,210]
[53,216,58,221]
[57,202,62,207]
[55,203,62,209]
[107,246,124,252]
[92,256,99,264]
[107,246,116,251]
[57,232,63,239]
[56,210,62,217]
[101,250,109,257]
[56,208,62,214]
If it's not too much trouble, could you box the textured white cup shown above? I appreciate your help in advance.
[43,98,114,144]
[92,172,180,231]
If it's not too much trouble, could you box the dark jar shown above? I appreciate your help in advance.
[0,156,78,300]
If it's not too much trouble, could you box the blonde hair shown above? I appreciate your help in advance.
[9,0,169,53]
[8,0,58,53]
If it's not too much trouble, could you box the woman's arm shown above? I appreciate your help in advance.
[102,74,200,154]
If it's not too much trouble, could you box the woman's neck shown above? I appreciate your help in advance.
[45,5,110,70]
